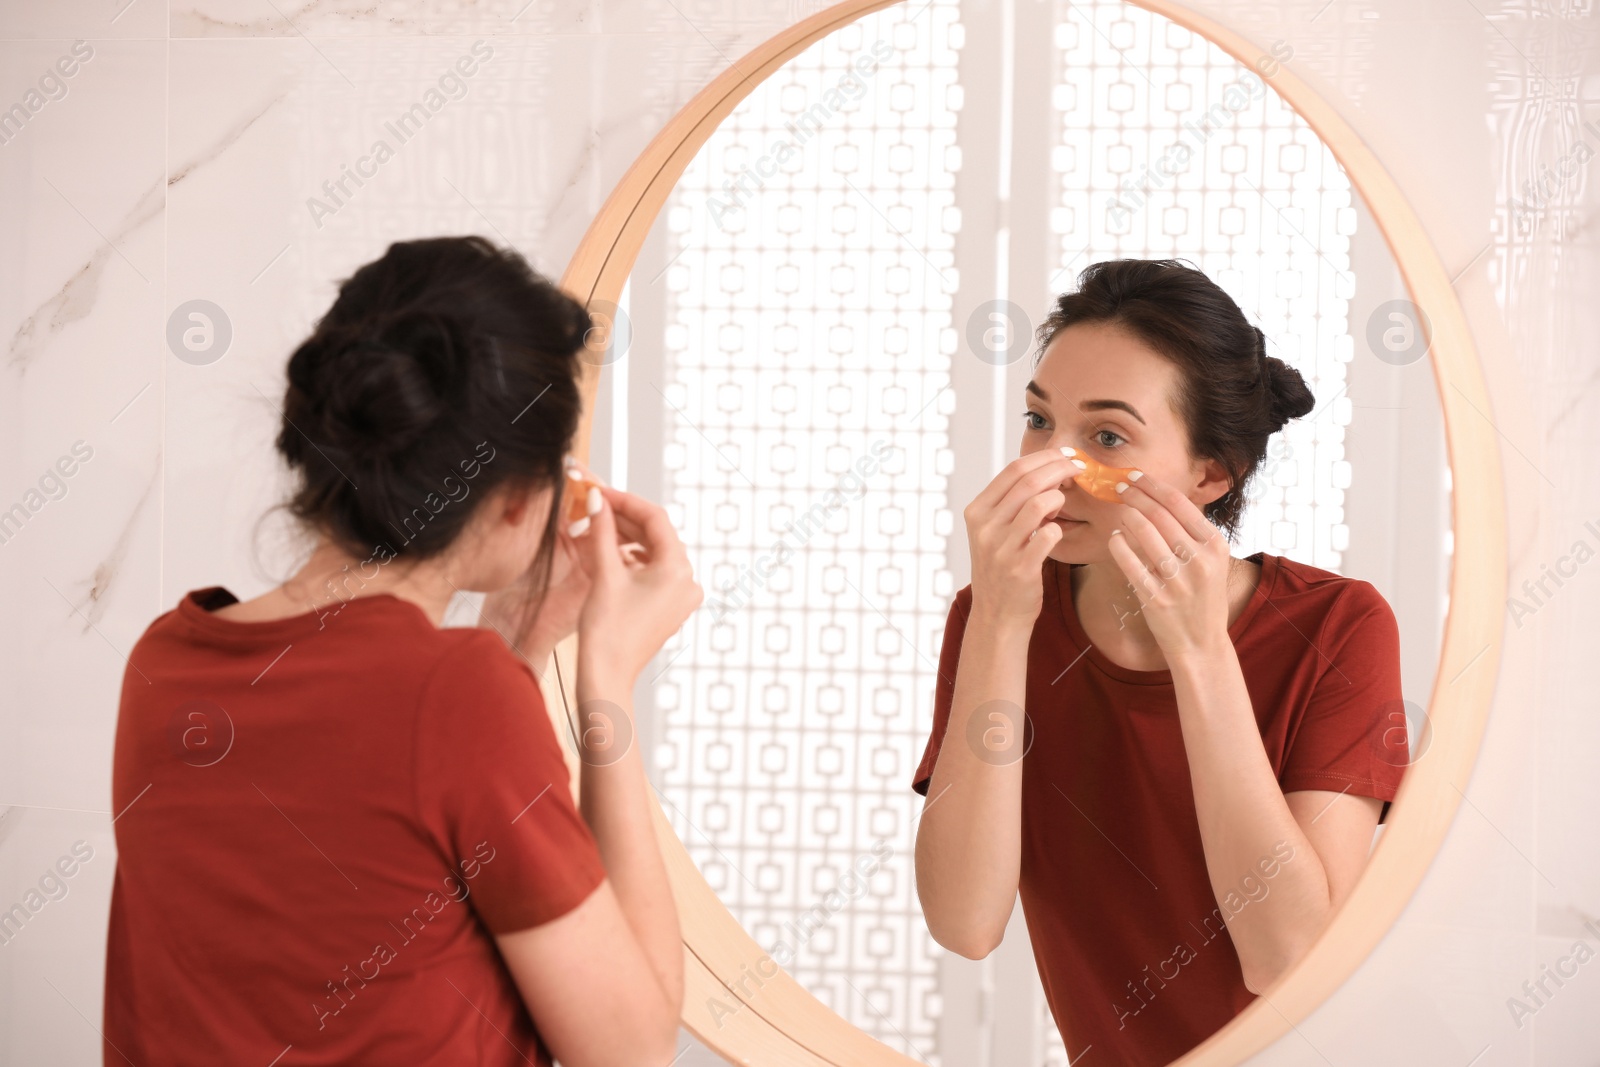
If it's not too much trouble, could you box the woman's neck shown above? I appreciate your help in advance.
[275,540,459,626]
[1070,558,1157,646]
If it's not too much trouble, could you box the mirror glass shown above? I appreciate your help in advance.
[583,0,1449,1061]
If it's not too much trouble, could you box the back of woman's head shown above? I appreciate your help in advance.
[1034,258,1316,541]
[275,235,588,599]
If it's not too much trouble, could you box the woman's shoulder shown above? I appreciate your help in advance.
[1262,552,1396,637]
[414,623,542,692]
[137,585,529,678]
[1266,552,1387,597]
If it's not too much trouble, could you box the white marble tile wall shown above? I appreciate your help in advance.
[0,1,1595,1064]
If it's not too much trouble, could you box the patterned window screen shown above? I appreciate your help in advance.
[1050,0,1357,576]
[1041,1,1356,1061]
[649,1,962,1060]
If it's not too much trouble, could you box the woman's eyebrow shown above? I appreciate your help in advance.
[1024,380,1146,425]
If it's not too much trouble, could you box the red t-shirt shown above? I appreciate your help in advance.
[912,552,1408,1066]
[105,587,607,1066]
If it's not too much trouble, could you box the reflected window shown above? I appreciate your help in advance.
[652,2,962,1058]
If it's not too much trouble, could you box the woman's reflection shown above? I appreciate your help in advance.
[912,258,1409,1066]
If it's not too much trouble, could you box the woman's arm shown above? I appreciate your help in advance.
[914,448,1081,958]
[495,874,679,1067]
[1168,637,1377,995]
[494,660,682,1067]
[572,649,684,1013]
[494,482,700,1066]
[1102,469,1388,995]
[913,605,1032,958]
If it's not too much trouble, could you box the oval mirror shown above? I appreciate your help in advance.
[552,1,1504,1063]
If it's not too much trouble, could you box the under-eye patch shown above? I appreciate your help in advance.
[562,456,604,533]
[1070,453,1140,503]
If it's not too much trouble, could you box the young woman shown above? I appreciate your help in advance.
[104,236,699,1066]
[912,259,1409,1066]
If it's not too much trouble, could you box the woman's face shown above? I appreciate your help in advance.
[1021,321,1228,564]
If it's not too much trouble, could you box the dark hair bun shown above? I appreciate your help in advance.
[1262,352,1315,431]
[274,235,587,567]
[287,311,466,463]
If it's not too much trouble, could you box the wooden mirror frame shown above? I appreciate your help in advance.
[551,1,1506,1062]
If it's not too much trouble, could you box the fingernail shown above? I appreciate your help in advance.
[1127,470,1143,481]
[568,517,590,538]
[567,466,585,481]
[1070,458,1087,470]
[1060,446,1076,457]
[586,486,602,515]
[1115,481,1128,493]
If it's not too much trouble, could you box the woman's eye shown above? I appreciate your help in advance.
[1096,429,1125,449]
[1021,410,1048,432]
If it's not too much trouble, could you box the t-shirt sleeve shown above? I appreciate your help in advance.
[1278,580,1409,824]
[414,633,607,934]
[912,587,972,797]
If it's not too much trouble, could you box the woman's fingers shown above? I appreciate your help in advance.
[563,457,653,558]
[1103,527,1158,605]
[596,485,686,563]
[600,496,648,545]
[1009,487,1066,551]
[966,451,1078,543]
[971,447,1075,516]
[1022,511,1066,565]
[1116,507,1167,575]
[993,452,1080,528]
[572,480,623,583]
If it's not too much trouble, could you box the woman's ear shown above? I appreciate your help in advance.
[1191,456,1235,511]
[502,480,554,534]
[496,481,531,526]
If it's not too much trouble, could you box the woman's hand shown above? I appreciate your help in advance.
[572,482,703,688]
[1104,468,1233,659]
[964,448,1082,627]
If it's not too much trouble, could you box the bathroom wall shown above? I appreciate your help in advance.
[0,0,1594,1063]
